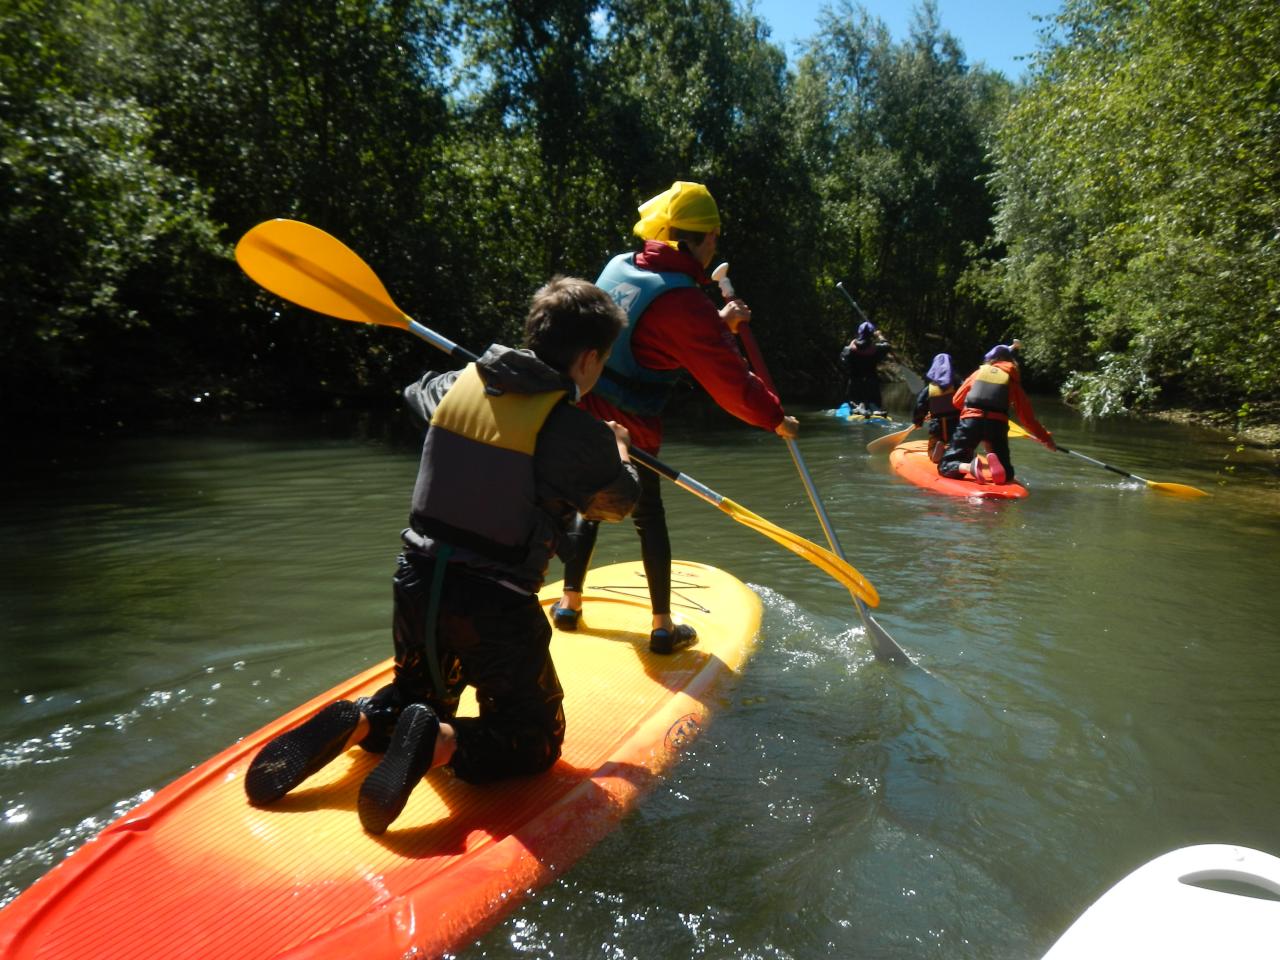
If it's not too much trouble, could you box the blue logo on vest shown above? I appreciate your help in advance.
[610,282,642,313]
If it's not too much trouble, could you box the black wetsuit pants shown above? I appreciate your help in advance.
[926,415,959,459]
[367,553,565,785]
[938,417,1016,481]
[559,464,672,615]
[846,375,883,410]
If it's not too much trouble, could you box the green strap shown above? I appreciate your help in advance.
[423,544,453,699]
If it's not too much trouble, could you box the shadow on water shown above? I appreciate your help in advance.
[3,399,1280,958]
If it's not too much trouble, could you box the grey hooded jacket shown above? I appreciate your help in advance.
[401,344,640,591]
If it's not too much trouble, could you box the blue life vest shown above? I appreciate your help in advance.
[592,253,697,416]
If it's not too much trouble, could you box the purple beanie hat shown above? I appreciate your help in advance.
[984,344,1014,362]
[926,353,954,387]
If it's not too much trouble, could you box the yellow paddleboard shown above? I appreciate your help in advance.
[0,560,761,960]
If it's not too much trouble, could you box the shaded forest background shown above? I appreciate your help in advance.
[2,0,1276,437]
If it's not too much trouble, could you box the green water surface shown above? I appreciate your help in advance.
[2,395,1277,958]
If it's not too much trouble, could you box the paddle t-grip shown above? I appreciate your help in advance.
[711,262,735,300]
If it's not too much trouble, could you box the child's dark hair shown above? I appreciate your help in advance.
[524,276,625,372]
[670,227,709,246]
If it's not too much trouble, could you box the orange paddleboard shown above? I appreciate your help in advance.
[889,440,1029,500]
[0,560,761,960]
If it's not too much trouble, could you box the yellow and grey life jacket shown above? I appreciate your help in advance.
[407,363,567,583]
[927,382,959,419]
[965,363,1010,413]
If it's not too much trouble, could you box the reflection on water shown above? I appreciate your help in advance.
[2,401,1279,957]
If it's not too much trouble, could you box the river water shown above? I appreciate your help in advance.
[2,391,1278,958]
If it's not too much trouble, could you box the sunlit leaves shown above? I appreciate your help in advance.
[983,0,1280,410]
[794,1,1010,360]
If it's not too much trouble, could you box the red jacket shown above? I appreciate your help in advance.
[952,359,1053,444]
[580,241,785,452]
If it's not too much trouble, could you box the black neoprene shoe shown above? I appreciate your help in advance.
[358,703,440,835]
[649,623,697,654]
[244,699,361,806]
[550,601,581,631]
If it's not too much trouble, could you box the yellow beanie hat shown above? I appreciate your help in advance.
[632,181,721,246]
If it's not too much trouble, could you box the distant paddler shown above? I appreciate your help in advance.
[838,320,893,418]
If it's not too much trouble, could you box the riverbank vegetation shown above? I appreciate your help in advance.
[3,0,1276,438]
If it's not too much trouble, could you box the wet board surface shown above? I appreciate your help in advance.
[0,559,762,960]
[889,439,1029,500]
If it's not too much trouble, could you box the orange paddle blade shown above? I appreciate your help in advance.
[235,219,409,329]
[1146,481,1209,499]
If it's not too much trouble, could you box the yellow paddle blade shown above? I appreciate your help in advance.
[719,498,879,607]
[235,219,409,329]
[866,424,914,455]
[1008,420,1031,439]
[1147,481,1209,499]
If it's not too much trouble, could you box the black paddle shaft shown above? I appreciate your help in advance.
[1056,445,1139,481]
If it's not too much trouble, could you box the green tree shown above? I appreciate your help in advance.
[2,0,1028,428]
[794,1,1009,369]
[0,0,221,428]
[596,0,823,380]
[983,0,1280,413]
[132,0,458,401]
[453,0,624,280]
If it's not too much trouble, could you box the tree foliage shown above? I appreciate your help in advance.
[5,0,1273,436]
[979,0,1279,413]
[793,1,1011,366]
[0,0,221,419]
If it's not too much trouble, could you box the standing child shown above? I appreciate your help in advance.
[911,352,961,463]
[938,344,1056,484]
[553,180,796,654]
[839,321,892,415]
[244,277,641,835]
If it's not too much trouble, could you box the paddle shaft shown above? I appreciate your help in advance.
[737,324,911,664]
[1056,445,1152,482]
[738,335,855,554]
[834,282,869,323]
[1007,420,1207,498]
